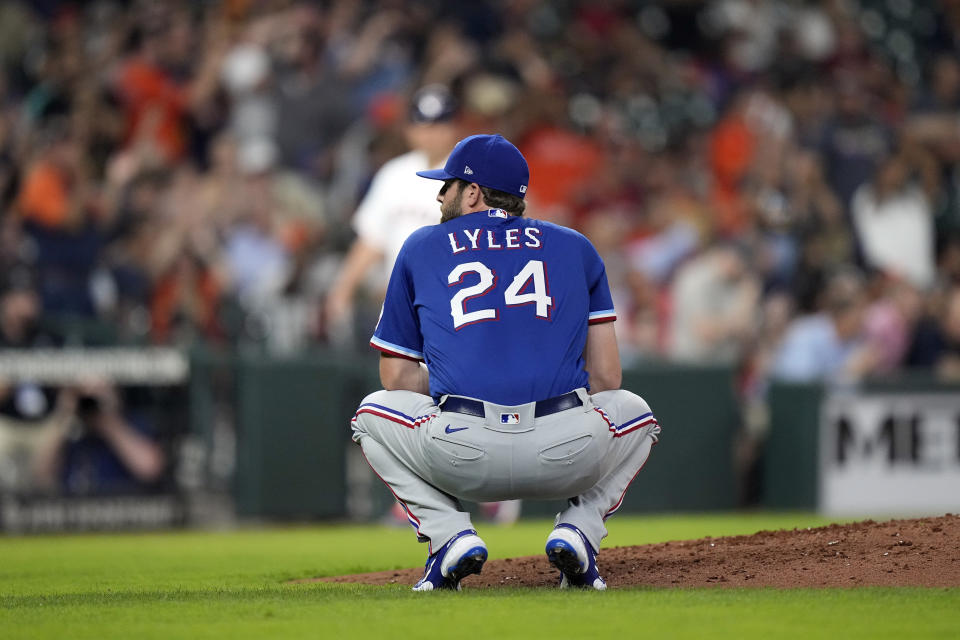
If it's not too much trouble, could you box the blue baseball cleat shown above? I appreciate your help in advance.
[413,529,488,591]
[545,523,607,590]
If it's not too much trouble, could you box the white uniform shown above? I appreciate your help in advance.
[352,388,659,554]
[353,150,447,284]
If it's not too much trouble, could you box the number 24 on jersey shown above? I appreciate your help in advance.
[447,259,553,329]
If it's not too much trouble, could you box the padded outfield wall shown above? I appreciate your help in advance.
[226,354,743,519]
[6,347,956,531]
[226,354,960,520]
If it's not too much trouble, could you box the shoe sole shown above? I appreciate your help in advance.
[446,546,488,583]
[546,539,585,578]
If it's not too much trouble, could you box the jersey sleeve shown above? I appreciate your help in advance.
[370,244,424,360]
[583,239,617,324]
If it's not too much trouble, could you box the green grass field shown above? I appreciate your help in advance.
[2,512,958,639]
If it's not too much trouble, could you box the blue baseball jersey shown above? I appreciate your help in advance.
[371,209,616,405]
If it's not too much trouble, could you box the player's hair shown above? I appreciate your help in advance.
[447,179,526,216]
[478,184,526,216]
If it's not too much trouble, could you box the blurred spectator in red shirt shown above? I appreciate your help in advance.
[113,24,189,163]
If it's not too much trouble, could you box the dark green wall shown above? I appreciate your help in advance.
[762,383,823,510]
[620,365,741,511]
[231,353,373,519]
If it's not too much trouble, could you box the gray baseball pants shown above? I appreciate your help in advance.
[351,387,660,554]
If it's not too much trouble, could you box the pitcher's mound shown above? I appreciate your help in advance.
[300,514,960,589]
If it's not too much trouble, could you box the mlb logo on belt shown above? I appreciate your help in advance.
[500,413,520,424]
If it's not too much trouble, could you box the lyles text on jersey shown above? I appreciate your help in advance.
[448,227,543,254]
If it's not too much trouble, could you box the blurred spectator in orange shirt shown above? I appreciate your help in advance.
[113,26,189,163]
[519,118,603,224]
[709,101,754,236]
[16,130,82,230]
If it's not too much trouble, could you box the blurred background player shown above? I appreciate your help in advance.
[324,84,461,342]
[325,84,520,525]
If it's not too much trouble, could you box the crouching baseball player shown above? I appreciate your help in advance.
[350,134,661,590]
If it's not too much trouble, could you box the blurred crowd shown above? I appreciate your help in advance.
[2,0,960,388]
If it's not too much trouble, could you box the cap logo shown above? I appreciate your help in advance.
[416,94,445,120]
[519,185,527,193]
[464,165,474,175]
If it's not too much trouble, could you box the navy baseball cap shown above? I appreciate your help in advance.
[409,85,458,123]
[416,134,529,199]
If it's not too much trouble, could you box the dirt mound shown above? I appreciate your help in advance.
[311,514,960,589]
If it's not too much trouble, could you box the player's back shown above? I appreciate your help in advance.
[376,209,615,405]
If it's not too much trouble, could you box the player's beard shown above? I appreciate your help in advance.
[440,184,464,223]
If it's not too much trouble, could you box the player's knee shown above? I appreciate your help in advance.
[622,391,660,443]
[594,389,658,436]
[359,389,394,408]
[593,388,652,415]
[353,389,432,435]
[624,390,653,417]
[352,390,390,436]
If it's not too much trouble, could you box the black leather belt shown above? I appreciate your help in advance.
[439,391,582,419]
